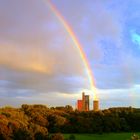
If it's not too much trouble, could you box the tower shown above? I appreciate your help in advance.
[77,92,90,111]
[77,100,83,111]
[85,95,89,111]
[93,100,99,111]
[82,92,85,111]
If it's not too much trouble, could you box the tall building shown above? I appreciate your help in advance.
[85,95,89,111]
[93,100,99,111]
[77,100,83,111]
[82,92,85,110]
[77,92,90,111]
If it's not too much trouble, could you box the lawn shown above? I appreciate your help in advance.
[64,133,140,140]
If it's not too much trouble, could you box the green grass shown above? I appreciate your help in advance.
[64,133,140,140]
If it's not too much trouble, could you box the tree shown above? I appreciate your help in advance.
[0,122,12,140]
[65,105,73,112]
[29,123,48,140]
[13,127,32,140]
[48,114,66,132]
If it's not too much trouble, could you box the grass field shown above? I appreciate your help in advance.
[64,133,140,140]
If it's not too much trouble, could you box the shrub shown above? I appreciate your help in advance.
[13,127,32,140]
[50,133,64,140]
[130,134,140,140]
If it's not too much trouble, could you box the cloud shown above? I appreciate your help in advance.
[53,0,122,60]
[93,51,140,90]
[0,0,88,75]
[0,0,140,108]
[0,0,91,104]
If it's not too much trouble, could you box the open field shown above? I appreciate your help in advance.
[64,133,140,140]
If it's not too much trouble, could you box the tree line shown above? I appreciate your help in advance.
[0,104,140,139]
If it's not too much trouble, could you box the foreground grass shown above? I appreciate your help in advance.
[64,133,140,140]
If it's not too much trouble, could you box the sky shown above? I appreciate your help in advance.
[0,0,140,109]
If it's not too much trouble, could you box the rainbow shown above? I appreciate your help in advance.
[45,0,98,100]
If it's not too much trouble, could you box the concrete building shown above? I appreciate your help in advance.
[82,92,85,110]
[85,95,89,111]
[77,92,90,111]
[77,100,83,111]
[93,100,99,111]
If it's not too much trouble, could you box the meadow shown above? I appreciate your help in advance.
[64,133,140,140]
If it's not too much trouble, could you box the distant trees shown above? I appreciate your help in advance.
[0,105,140,139]
[51,105,73,112]
[61,107,140,133]
[0,105,49,140]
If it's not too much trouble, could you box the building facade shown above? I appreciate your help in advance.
[77,92,89,111]
[93,100,99,111]
[77,100,83,111]
[85,95,89,111]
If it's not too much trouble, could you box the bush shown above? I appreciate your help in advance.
[0,123,12,140]
[50,133,64,140]
[130,134,140,140]
[34,132,48,140]
[13,127,32,140]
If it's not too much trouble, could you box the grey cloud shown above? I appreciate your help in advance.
[0,0,92,100]
[0,67,88,96]
[100,87,140,109]
[94,52,140,90]
[0,0,87,76]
